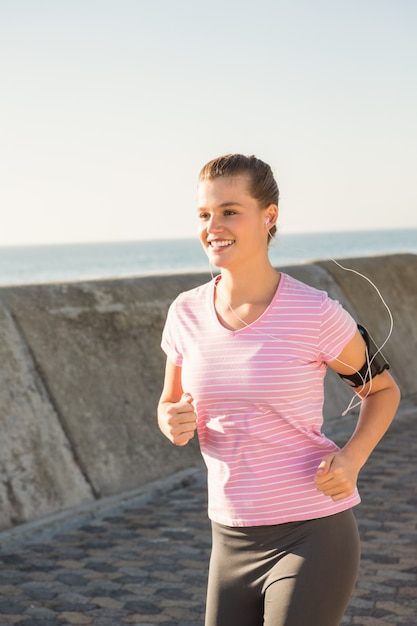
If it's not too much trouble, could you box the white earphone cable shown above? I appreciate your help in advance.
[209,257,394,416]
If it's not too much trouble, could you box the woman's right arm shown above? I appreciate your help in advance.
[157,358,197,446]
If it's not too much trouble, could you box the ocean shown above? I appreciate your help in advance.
[0,228,416,287]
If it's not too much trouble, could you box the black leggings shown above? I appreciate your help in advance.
[205,509,360,626]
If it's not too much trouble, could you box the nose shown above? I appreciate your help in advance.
[206,213,224,233]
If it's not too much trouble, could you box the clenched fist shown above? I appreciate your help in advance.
[158,393,197,446]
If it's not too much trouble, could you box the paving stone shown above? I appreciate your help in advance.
[0,602,26,615]
[58,612,93,624]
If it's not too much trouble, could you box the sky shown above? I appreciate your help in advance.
[1,0,416,246]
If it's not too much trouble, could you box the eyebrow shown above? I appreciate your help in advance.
[197,201,243,211]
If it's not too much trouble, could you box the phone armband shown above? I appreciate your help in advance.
[338,324,390,388]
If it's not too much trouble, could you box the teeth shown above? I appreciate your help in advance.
[209,240,234,248]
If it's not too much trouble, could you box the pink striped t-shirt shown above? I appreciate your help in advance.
[161,272,361,526]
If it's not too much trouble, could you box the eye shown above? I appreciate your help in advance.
[198,211,210,220]
[224,209,236,216]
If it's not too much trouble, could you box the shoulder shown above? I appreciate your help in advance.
[279,272,328,304]
[279,273,353,327]
[172,279,213,306]
[276,274,356,356]
[167,279,213,319]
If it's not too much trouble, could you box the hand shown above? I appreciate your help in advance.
[162,393,197,447]
[314,452,359,501]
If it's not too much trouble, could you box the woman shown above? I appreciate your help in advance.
[157,154,400,626]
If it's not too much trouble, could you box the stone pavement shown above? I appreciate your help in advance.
[0,397,416,626]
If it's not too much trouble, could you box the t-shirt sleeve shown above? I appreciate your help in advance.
[161,300,183,367]
[318,293,357,363]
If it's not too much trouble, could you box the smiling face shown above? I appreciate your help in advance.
[197,175,274,271]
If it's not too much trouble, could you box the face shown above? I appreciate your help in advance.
[197,175,273,270]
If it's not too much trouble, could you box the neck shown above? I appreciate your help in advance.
[217,262,280,307]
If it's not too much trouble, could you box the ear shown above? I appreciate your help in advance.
[264,205,278,228]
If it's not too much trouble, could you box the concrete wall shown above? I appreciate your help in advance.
[0,254,415,530]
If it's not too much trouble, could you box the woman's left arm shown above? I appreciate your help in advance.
[315,329,401,501]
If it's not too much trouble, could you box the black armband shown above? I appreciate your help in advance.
[338,324,390,388]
